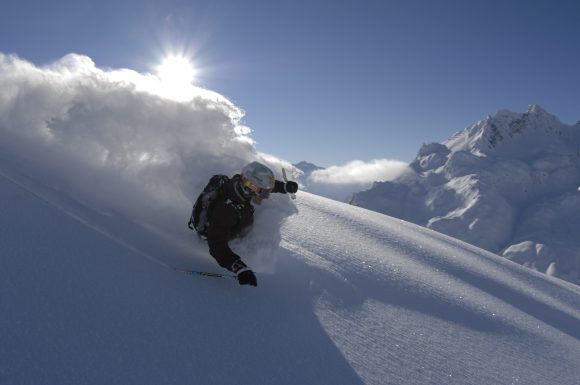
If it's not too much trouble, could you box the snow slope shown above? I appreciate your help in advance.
[1,53,579,385]
[352,106,580,285]
[2,161,580,385]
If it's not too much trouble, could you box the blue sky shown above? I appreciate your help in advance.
[1,0,579,167]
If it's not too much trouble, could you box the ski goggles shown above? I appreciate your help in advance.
[241,178,272,199]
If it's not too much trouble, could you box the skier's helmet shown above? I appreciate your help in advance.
[240,161,275,201]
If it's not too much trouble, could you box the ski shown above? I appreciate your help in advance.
[174,268,237,279]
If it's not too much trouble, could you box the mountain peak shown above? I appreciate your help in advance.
[445,105,568,154]
[527,104,547,115]
[495,104,556,123]
[293,161,324,175]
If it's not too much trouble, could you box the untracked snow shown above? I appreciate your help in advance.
[1,53,579,385]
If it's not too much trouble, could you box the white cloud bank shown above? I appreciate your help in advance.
[303,159,410,202]
[310,159,409,184]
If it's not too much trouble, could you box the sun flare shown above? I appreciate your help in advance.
[153,54,198,101]
[156,55,197,84]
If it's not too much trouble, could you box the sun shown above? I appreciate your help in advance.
[152,54,198,101]
[156,55,197,84]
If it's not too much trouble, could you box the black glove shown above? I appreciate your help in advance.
[238,270,257,286]
[285,181,298,194]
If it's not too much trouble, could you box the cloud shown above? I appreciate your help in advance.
[302,159,410,202]
[309,159,409,184]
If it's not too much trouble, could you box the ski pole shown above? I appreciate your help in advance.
[282,168,296,200]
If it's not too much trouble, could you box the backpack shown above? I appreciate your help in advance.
[188,175,230,237]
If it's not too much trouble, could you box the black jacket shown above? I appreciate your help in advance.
[206,175,288,271]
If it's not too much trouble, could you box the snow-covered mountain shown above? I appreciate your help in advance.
[352,105,580,286]
[1,53,579,385]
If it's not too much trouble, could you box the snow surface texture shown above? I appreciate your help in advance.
[1,53,580,385]
[352,105,580,286]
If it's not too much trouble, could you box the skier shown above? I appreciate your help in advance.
[190,161,298,287]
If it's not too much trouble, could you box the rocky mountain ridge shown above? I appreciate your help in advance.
[351,105,580,285]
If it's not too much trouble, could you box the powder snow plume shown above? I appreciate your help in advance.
[0,52,292,242]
